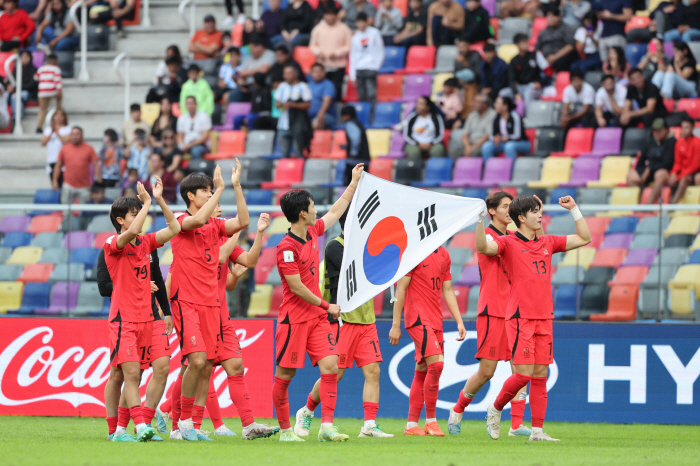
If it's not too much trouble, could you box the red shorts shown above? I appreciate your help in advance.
[474,314,511,361]
[507,318,553,365]
[335,322,383,369]
[109,320,153,368]
[275,315,339,368]
[171,300,221,360]
[406,325,444,364]
[215,319,242,364]
[148,319,171,365]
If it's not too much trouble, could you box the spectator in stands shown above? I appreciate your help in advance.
[403,96,446,159]
[536,6,578,73]
[156,128,183,173]
[89,0,136,39]
[315,0,343,25]
[127,128,150,181]
[461,94,496,158]
[595,74,627,127]
[662,0,700,43]
[144,153,177,203]
[597,0,632,62]
[570,11,602,75]
[273,0,314,48]
[562,0,591,28]
[219,31,232,60]
[350,12,384,105]
[342,0,376,31]
[374,0,403,45]
[308,63,336,129]
[259,0,284,38]
[180,64,215,116]
[276,65,313,157]
[309,7,352,102]
[626,117,676,204]
[268,44,303,87]
[223,0,245,27]
[436,78,463,130]
[561,69,596,128]
[602,46,630,82]
[120,169,139,194]
[150,97,178,150]
[120,103,151,148]
[462,0,491,44]
[235,37,276,101]
[98,128,123,188]
[649,0,683,40]
[34,53,62,134]
[393,0,426,47]
[177,95,211,159]
[19,0,47,22]
[652,41,698,100]
[500,0,541,18]
[426,0,464,47]
[481,96,529,161]
[0,0,35,51]
[479,43,508,103]
[621,67,668,128]
[41,109,70,187]
[52,126,101,203]
[670,117,700,204]
[153,46,183,85]
[188,14,223,60]
[454,37,482,85]
[638,38,671,82]
[215,47,242,107]
[6,50,38,120]
[505,33,543,110]
[243,72,276,130]
[340,105,370,184]
[35,0,79,52]
[147,49,187,104]
[82,185,112,219]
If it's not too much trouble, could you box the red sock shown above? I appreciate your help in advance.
[510,399,526,428]
[142,406,156,425]
[453,390,474,414]
[129,406,145,425]
[319,374,337,424]
[272,376,291,430]
[193,405,205,430]
[160,397,172,414]
[494,374,531,411]
[306,393,320,412]
[171,374,183,426]
[206,384,224,429]
[227,374,254,427]
[180,395,195,421]
[363,402,379,421]
[424,361,443,419]
[529,376,548,428]
[408,370,427,423]
[117,406,130,428]
[106,416,118,435]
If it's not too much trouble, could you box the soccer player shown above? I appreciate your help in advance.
[447,191,533,437]
[169,161,249,441]
[104,180,181,442]
[294,208,395,439]
[389,248,467,437]
[272,164,364,443]
[477,195,590,441]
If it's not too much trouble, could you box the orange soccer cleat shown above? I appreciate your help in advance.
[404,425,426,436]
[423,421,445,437]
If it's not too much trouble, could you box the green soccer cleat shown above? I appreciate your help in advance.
[279,430,305,442]
[318,425,349,442]
[136,425,156,442]
[112,432,137,442]
[509,424,532,437]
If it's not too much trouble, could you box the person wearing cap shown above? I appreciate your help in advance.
[350,12,384,105]
[620,67,668,128]
[535,5,578,73]
[309,6,353,102]
[189,14,223,60]
[179,63,215,116]
[626,117,676,204]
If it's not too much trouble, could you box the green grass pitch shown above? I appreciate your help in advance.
[1,416,698,466]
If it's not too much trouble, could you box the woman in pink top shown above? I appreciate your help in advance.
[436,78,464,129]
[309,6,352,101]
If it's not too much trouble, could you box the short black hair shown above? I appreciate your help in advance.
[250,37,267,47]
[513,33,528,44]
[180,172,214,207]
[357,12,368,22]
[187,63,201,73]
[228,46,241,55]
[339,205,349,231]
[165,56,181,66]
[311,62,324,71]
[443,77,460,89]
[110,197,143,233]
[186,95,197,103]
[134,128,147,137]
[544,3,561,16]
[628,67,643,78]
[324,5,338,14]
[280,189,314,223]
[601,74,615,83]
[681,116,695,126]
[509,196,541,228]
[91,185,105,194]
[570,69,584,80]
[72,125,83,133]
[340,105,357,119]
[46,53,58,63]
[130,103,141,112]
[104,128,118,142]
[483,43,496,53]
[486,191,514,220]
[274,44,290,54]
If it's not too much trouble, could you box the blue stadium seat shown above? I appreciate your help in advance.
[549,188,578,215]
[246,189,273,205]
[1,232,33,248]
[70,248,100,270]
[461,188,487,199]
[370,102,402,129]
[323,161,346,188]
[348,102,371,127]
[412,158,454,188]
[688,250,700,264]
[625,43,647,67]
[607,216,639,234]
[152,216,167,232]
[10,282,51,315]
[378,46,406,74]
[266,234,286,248]
[554,285,582,320]
[32,189,61,216]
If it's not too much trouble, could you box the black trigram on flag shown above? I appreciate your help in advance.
[418,204,438,240]
[346,260,357,300]
[358,190,380,229]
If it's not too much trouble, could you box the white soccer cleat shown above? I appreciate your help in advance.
[448,407,463,435]
[242,422,280,440]
[214,425,237,436]
[485,404,502,440]
[170,429,182,440]
[358,424,395,438]
[529,429,560,442]
[294,407,314,437]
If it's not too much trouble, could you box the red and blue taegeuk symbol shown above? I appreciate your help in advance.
[363,216,408,285]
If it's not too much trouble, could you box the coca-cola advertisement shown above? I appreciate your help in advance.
[0,318,274,418]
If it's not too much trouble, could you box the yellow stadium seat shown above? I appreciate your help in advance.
[366,129,392,158]
[267,217,291,235]
[673,186,700,216]
[497,44,519,63]
[248,284,273,317]
[587,156,632,188]
[6,246,43,265]
[528,157,572,188]
[691,235,700,251]
[664,216,700,238]
[599,187,640,217]
[431,73,452,99]
[140,103,161,126]
[209,131,219,154]
[668,264,700,318]
[560,247,596,269]
[0,281,23,313]
[160,248,173,265]
[647,0,663,13]
[140,216,153,235]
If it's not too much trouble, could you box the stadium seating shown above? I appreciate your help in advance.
[550,128,594,158]
[397,46,436,74]
[0,281,23,313]
[412,158,453,187]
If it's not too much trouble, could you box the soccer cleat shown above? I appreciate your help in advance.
[150,434,164,441]
[170,430,182,440]
[529,430,560,442]
[136,425,156,442]
[448,407,463,435]
[424,421,445,437]
[279,430,305,442]
[214,425,238,436]
[108,433,114,441]
[195,429,213,441]
[294,407,314,437]
[509,424,533,437]
[317,425,349,442]
[403,425,426,436]
[486,404,502,440]
[155,407,169,434]
[178,419,198,441]
[242,422,280,440]
[112,432,137,442]
[358,424,395,438]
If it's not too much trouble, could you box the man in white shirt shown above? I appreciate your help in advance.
[594,74,627,128]
[350,12,385,104]
[176,96,212,159]
[560,69,596,129]
[276,65,312,157]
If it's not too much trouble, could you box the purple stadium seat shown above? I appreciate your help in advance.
[467,158,513,187]
[32,51,45,69]
[515,100,525,118]
[560,157,601,187]
[455,265,480,286]
[0,215,31,234]
[664,41,674,58]
[600,233,634,249]
[394,74,432,103]
[581,128,623,158]
[213,102,252,131]
[482,0,496,16]
[402,102,415,120]
[622,248,657,267]
[160,264,170,278]
[62,231,95,250]
[35,282,80,314]
[385,132,407,158]
[440,158,483,187]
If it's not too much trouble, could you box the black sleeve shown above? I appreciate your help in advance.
[150,250,171,316]
[325,240,344,305]
[96,249,113,297]
[300,2,315,33]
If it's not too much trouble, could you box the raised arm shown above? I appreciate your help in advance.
[116,182,152,249]
[153,176,181,245]
[475,207,498,256]
[321,163,364,231]
[389,275,411,345]
[224,159,251,235]
[560,196,591,251]
[442,280,466,341]
[228,214,270,268]
[180,165,224,231]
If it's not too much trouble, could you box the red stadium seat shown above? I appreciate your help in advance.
[469,42,485,58]
[377,75,404,102]
[489,17,499,41]
[206,130,245,159]
[625,15,650,33]
[590,248,628,268]
[611,266,648,285]
[393,0,408,16]
[309,130,333,158]
[529,17,548,49]
[261,159,305,189]
[669,126,682,139]
[525,128,536,152]
[590,284,638,321]
[17,263,54,283]
[550,128,595,157]
[257,248,277,269]
[641,186,671,204]
[663,98,675,113]
[541,72,569,102]
[292,46,316,75]
[586,217,611,236]
[589,233,604,249]
[397,46,436,74]
[369,159,393,181]
[330,130,348,159]
[255,264,274,284]
[171,102,181,117]
[27,214,62,234]
[93,232,113,248]
[676,99,700,119]
[232,22,244,47]
[0,52,15,79]
[344,80,359,103]
[441,285,469,319]
[450,232,476,249]
[108,0,140,26]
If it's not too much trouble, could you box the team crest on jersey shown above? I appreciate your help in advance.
[542,245,549,256]
[523,347,530,358]
[440,262,446,274]
[489,347,496,357]
[291,352,298,363]
[339,354,346,365]
[126,346,133,356]
[190,336,197,347]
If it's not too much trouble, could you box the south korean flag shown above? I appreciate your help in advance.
[338,172,486,313]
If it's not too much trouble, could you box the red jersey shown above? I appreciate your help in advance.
[404,247,452,331]
[218,238,245,319]
[671,136,700,179]
[276,219,325,324]
[104,232,161,323]
[493,232,567,320]
[169,211,229,306]
[477,225,513,318]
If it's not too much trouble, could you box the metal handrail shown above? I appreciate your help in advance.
[113,53,131,121]
[142,0,152,27]
[3,53,22,135]
[178,0,195,38]
[68,0,90,81]
[252,0,259,19]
